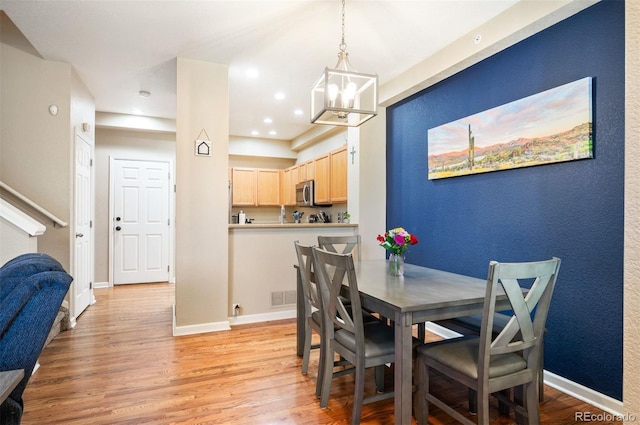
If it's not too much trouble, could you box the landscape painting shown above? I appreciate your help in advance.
[427,77,593,180]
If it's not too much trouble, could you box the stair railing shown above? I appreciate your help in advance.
[0,180,68,228]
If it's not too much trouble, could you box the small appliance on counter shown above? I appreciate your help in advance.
[292,211,304,223]
[316,211,331,223]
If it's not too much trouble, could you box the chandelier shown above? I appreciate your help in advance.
[310,0,378,127]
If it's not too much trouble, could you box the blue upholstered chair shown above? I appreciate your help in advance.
[0,253,73,424]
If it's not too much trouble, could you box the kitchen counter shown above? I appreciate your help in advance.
[229,223,357,229]
[228,222,359,323]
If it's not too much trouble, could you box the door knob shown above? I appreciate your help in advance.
[115,226,121,231]
[75,233,84,238]
[116,216,121,221]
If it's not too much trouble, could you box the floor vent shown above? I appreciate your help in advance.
[271,290,296,307]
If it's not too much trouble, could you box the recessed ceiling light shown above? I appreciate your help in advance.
[269,130,277,136]
[246,68,259,79]
[294,109,304,116]
[263,117,273,124]
[251,130,259,136]
[132,108,143,115]
[139,90,151,98]
[274,92,285,100]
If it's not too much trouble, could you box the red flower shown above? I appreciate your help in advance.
[410,234,419,245]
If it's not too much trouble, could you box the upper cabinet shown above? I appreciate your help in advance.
[230,145,347,207]
[256,169,281,206]
[231,167,281,206]
[314,154,331,204]
[313,147,347,205]
[329,146,347,203]
[231,167,257,206]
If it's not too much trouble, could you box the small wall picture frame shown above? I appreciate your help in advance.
[195,139,211,157]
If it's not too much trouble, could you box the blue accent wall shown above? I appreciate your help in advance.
[386,1,624,399]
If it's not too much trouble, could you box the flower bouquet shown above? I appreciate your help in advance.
[377,227,418,276]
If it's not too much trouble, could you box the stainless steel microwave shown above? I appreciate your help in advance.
[296,180,315,207]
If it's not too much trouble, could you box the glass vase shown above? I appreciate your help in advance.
[389,253,405,277]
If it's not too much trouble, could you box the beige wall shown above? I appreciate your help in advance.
[94,127,176,284]
[174,57,229,332]
[229,225,357,320]
[1,35,74,269]
[624,2,640,420]
[357,108,387,260]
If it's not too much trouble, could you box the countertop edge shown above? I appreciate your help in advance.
[229,223,358,229]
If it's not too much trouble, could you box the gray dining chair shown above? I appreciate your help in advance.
[318,235,361,261]
[294,241,324,381]
[415,257,561,425]
[434,311,547,409]
[318,234,427,343]
[294,241,377,398]
[312,246,420,425]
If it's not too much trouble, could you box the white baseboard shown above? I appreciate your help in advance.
[544,371,624,417]
[229,309,296,326]
[94,281,109,289]
[424,321,623,416]
[171,304,231,336]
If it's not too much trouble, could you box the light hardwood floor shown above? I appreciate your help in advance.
[22,283,618,424]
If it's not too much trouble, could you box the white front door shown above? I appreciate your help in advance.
[73,131,94,319]
[112,158,170,284]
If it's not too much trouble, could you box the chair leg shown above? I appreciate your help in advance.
[417,322,426,342]
[526,380,540,425]
[319,343,334,408]
[374,365,385,393]
[514,385,525,425]
[498,389,511,416]
[468,388,477,414]
[538,345,545,402]
[414,355,428,424]
[477,387,491,425]
[351,361,366,425]
[316,332,326,397]
[302,323,312,375]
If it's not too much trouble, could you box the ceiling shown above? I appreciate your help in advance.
[0,0,520,141]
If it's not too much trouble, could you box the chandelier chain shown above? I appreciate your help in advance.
[339,0,347,52]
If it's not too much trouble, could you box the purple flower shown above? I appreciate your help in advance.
[394,234,406,246]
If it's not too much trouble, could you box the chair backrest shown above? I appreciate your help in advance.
[294,241,321,320]
[317,235,361,262]
[478,257,561,377]
[312,247,364,343]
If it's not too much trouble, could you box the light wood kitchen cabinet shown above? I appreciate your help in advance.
[257,169,280,206]
[314,154,331,204]
[304,160,315,181]
[298,162,306,183]
[330,146,347,203]
[231,168,257,206]
[281,166,298,206]
[231,167,281,206]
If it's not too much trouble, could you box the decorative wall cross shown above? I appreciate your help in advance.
[350,146,357,164]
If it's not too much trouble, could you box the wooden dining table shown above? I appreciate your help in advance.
[295,258,511,425]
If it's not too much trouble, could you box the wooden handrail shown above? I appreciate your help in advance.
[0,181,68,228]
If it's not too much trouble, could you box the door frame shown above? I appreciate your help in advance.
[70,128,96,326]
[108,156,175,287]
